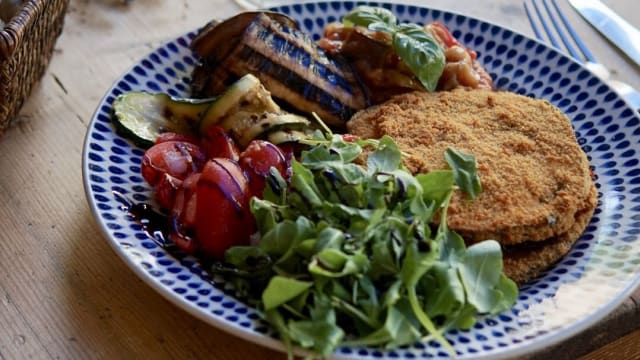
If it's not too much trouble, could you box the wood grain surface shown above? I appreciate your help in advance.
[0,1,638,359]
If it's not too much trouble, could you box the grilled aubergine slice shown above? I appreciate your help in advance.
[190,11,369,128]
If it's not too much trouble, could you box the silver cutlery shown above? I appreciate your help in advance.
[524,0,640,111]
[569,0,640,68]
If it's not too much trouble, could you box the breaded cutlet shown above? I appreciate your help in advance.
[502,182,597,284]
[347,89,595,247]
[348,89,598,284]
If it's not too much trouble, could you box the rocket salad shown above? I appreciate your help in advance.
[214,131,517,357]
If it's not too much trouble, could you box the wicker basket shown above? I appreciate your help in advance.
[0,0,69,134]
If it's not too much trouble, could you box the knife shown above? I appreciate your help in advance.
[568,0,640,67]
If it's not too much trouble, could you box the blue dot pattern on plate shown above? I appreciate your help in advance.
[82,2,640,359]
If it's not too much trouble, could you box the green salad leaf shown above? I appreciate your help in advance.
[445,147,482,200]
[212,133,518,358]
[262,276,313,310]
[342,6,446,92]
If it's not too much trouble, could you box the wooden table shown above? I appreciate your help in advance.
[0,0,638,359]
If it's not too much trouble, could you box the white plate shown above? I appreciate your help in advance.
[82,2,640,359]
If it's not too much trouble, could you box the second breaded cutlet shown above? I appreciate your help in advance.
[347,89,595,246]
[501,183,597,284]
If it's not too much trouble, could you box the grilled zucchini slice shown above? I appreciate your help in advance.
[113,74,313,149]
[266,128,314,145]
[112,92,214,147]
[198,73,281,133]
[222,112,310,147]
[199,74,311,146]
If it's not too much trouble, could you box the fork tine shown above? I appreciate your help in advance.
[549,0,597,63]
[524,2,545,40]
[542,0,584,61]
[528,0,563,48]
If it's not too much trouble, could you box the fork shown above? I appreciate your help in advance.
[524,0,640,111]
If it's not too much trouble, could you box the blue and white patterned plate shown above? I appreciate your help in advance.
[82,2,640,359]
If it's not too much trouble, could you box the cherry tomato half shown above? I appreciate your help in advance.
[194,158,253,260]
[341,134,359,142]
[154,173,183,210]
[239,140,289,199]
[200,126,240,161]
[141,141,206,187]
[170,172,200,254]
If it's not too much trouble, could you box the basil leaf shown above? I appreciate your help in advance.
[343,7,445,92]
[392,24,445,92]
[444,147,482,200]
[343,5,397,28]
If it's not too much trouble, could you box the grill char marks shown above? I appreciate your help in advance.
[191,12,369,128]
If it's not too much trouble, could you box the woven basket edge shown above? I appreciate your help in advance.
[0,0,49,59]
[0,0,70,132]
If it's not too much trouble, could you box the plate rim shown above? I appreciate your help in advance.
[81,1,640,358]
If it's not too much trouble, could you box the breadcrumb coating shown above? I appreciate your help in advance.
[347,89,597,284]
